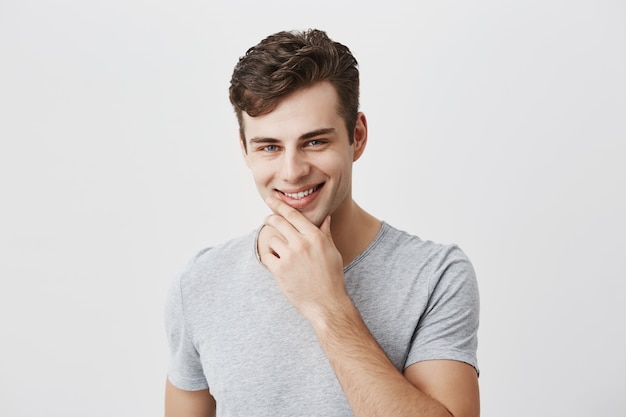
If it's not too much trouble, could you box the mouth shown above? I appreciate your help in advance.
[276,183,324,207]
[280,184,322,200]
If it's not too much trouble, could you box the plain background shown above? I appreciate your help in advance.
[1,0,625,415]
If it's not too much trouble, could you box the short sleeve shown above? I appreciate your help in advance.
[406,245,480,374]
[164,272,209,390]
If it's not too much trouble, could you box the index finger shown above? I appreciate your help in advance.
[265,196,318,234]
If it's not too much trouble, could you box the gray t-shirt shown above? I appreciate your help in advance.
[165,222,479,416]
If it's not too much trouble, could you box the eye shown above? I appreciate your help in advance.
[262,145,279,152]
[306,139,325,147]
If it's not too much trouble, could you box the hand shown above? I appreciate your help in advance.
[261,197,347,321]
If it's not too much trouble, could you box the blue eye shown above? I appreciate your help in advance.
[263,145,279,152]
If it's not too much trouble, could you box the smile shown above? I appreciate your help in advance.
[280,185,322,200]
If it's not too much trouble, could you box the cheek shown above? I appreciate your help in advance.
[248,161,274,186]
[320,154,350,178]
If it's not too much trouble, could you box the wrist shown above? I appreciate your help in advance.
[307,293,358,334]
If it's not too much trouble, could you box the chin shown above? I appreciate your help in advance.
[302,211,327,228]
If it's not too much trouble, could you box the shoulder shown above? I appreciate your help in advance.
[178,228,260,288]
[378,222,472,265]
[376,223,477,291]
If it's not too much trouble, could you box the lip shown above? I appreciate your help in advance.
[275,183,324,209]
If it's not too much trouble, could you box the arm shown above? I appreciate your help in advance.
[311,292,479,417]
[262,198,479,417]
[164,270,216,417]
[405,360,479,417]
[165,379,216,417]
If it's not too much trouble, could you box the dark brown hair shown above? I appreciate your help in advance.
[229,29,360,149]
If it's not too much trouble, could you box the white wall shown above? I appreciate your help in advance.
[1,0,624,415]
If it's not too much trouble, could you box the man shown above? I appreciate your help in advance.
[165,29,480,417]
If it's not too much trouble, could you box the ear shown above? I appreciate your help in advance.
[239,133,251,168]
[352,112,368,162]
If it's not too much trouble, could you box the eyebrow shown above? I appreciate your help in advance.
[249,128,336,144]
[300,127,336,140]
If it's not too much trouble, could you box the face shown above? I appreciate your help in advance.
[241,81,367,227]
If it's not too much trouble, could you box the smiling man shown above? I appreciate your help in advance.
[165,29,480,417]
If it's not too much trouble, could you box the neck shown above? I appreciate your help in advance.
[329,200,381,267]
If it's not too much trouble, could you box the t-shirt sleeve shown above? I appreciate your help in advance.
[164,271,210,391]
[405,245,480,374]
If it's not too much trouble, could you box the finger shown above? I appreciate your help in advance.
[264,213,301,242]
[320,215,332,237]
[265,197,318,234]
[266,233,288,259]
[258,229,288,263]
[260,223,288,245]
[259,243,280,271]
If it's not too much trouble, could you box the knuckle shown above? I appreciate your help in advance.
[285,209,300,223]
[267,235,282,247]
[310,232,325,245]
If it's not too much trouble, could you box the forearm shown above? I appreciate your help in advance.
[310,296,452,417]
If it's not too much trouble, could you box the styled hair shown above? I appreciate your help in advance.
[229,29,360,149]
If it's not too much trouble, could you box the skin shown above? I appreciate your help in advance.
[165,81,480,416]
[165,379,215,417]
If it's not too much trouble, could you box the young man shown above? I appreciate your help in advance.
[165,29,480,417]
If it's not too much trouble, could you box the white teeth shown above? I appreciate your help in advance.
[284,187,316,200]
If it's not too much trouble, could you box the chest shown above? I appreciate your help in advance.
[184,264,426,414]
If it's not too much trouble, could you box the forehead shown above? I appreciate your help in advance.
[242,82,344,141]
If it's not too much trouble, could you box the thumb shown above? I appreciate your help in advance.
[320,215,332,236]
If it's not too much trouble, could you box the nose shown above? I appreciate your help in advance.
[280,149,310,182]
